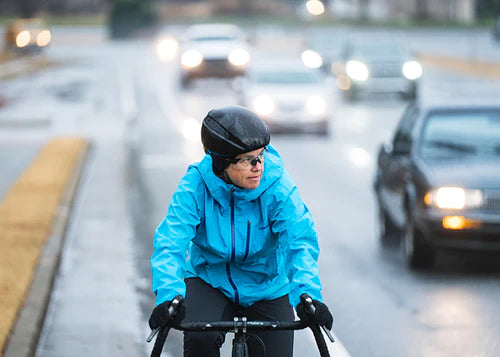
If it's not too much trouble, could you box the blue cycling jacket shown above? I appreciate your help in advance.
[151,144,323,308]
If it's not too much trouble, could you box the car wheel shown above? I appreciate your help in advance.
[343,89,357,102]
[316,122,329,137]
[402,212,435,269]
[377,205,398,246]
[400,83,417,100]
[180,75,192,89]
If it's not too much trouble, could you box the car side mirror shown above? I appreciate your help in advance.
[392,140,412,156]
[382,142,393,155]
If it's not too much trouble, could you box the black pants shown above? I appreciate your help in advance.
[183,278,295,357]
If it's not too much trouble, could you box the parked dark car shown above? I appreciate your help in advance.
[338,32,422,101]
[374,99,500,268]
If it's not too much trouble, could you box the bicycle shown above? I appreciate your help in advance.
[147,294,335,357]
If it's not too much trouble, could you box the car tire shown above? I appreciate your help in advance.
[402,212,435,269]
[180,75,192,89]
[377,204,398,246]
[343,89,357,102]
[316,122,329,137]
[400,83,417,100]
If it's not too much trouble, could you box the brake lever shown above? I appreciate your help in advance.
[147,295,184,343]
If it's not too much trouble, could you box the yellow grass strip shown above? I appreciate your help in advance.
[0,137,88,353]
[418,53,500,80]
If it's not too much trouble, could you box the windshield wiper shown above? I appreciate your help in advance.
[424,139,476,154]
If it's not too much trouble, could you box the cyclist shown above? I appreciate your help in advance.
[149,106,333,356]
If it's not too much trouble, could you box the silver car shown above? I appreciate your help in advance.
[236,59,331,136]
[178,23,251,88]
[338,32,422,101]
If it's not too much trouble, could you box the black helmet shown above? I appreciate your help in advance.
[201,106,270,159]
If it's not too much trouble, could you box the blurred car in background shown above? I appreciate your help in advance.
[235,58,331,135]
[4,18,51,53]
[337,33,422,101]
[374,99,500,269]
[178,23,251,88]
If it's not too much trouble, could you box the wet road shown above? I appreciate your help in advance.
[129,27,500,357]
[1,25,499,357]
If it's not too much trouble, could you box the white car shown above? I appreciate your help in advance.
[178,23,251,88]
[236,59,331,136]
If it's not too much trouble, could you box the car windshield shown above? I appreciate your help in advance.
[349,39,405,58]
[251,70,321,85]
[419,110,500,159]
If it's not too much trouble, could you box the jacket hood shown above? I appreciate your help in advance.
[193,143,284,204]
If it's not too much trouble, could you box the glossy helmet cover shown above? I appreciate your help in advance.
[201,106,270,177]
[201,106,270,158]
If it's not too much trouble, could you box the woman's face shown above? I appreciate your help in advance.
[226,147,265,189]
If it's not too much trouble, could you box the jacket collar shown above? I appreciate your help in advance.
[194,144,283,205]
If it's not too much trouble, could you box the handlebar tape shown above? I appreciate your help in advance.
[151,326,170,357]
[310,323,331,357]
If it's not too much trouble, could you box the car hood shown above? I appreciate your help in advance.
[245,84,327,102]
[349,55,407,64]
[184,41,245,59]
[421,158,500,189]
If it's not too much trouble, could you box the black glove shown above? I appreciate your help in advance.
[148,299,185,330]
[296,299,333,330]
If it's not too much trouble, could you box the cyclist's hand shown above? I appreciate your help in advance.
[296,299,333,330]
[148,299,185,330]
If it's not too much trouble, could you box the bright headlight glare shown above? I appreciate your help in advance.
[181,50,203,68]
[156,38,178,61]
[306,0,325,16]
[228,49,250,67]
[427,187,483,209]
[252,96,275,116]
[301,50,323,69]
[36,30,51,47]
[16,30,30,48]
[402,60,423,80]
[345,60,369,81]
[307,96,326,115]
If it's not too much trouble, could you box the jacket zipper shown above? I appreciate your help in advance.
[242,221,250,262]
[227,187,239,305]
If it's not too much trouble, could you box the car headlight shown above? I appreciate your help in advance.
[306,96,326,115]
[345,60,369,81]
[16,30,31,48]
[156,37,178,61]
[301,50,323,69]
[228,49,250,67]
[402,60,423,80]
[424,187,483,209]
[36,30,51,47]
[181,50,203,68]
[252,95,275,116]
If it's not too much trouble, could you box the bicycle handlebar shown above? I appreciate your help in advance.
[173,319,308,332]
[148,294,334,357]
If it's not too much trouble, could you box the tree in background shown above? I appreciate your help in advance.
[476,0,500,19]
[108,0,157,38]
[415,0,428,20]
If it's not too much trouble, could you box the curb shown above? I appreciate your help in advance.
[2,142,91,357]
